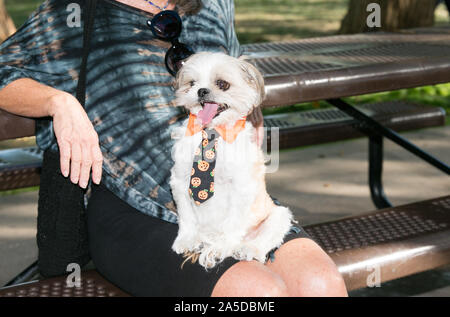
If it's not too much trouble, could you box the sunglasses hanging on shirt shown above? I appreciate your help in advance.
[147,10,195,76]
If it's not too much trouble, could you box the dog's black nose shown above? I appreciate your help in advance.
[197,88,210,98]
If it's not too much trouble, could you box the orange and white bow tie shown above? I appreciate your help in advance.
[186,114,246,204]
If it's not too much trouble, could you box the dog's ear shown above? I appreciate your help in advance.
[173,54,195,90]
[238,59,265,106]
[173,63,185,91]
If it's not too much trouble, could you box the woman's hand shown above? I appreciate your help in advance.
[248,106,264,148]
[48,92,103,188]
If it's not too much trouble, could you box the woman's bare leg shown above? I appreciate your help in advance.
[266,238,348,297]
[211,261,289,297]
[212,238,347,297]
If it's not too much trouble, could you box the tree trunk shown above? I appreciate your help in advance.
[339,0,436,34]
[0,0,16,42]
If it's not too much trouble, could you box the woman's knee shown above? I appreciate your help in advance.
[211,261,289,297]
[268,238,348,297]
[297,263,347,297]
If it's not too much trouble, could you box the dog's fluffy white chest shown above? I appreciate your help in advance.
[170,120,293,269]
[171,122,260,225]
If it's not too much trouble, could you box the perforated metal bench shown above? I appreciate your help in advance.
[0,270,130,297]
[264,101,445,150]
[306,196,450,291]
[1,196,449,296]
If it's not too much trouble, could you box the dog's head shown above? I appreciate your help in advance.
[175,52,265,127]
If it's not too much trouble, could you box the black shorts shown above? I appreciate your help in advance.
[86,183,311,296]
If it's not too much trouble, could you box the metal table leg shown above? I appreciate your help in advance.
[326,98,450,208]
[369,134,392,209]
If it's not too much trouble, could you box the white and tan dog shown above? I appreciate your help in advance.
[170,52,294,269]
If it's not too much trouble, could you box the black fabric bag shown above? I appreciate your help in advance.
[37,0,98,277]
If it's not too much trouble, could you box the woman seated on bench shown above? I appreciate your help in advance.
[0,0,347,297]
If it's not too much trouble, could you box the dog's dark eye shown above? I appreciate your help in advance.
[216,79,230,91]
[189,80,195,87]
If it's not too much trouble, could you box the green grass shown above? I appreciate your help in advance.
[0,186,39,196]
[349,83,450,124]
[263,83,450,125]
[4,0,42,28]
[235,0,349,44]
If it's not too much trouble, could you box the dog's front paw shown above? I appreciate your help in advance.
[172,234,202,255]
[234,243,267,263]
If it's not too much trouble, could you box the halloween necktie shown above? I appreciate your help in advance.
[189,128,218,205]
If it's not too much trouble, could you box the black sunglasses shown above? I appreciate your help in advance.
[146,10,194,76]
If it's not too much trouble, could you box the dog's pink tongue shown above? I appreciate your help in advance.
[197,103,219,125]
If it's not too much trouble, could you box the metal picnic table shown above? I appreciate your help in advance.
[244,25,450,208]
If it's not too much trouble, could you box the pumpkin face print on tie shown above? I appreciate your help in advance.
[198,160,210,172]
[205,150,215,160]
[191,177,201,188]
[189,128,218,205]
[198,190,209,200]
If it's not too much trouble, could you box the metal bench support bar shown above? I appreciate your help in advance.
[326,98,449,209]
[4,261,39,287]
[326,98,450,175]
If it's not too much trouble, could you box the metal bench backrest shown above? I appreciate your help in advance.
[0,109,35,141]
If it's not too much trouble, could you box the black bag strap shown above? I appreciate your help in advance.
[37,0,98,278]
[76,0,98,106]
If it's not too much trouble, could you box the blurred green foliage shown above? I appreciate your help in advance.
[263,83,450,124]
[5,0,42,28]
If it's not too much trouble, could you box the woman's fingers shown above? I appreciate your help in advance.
[78,140,92,189]
[79,133,102,188]
[58,138,71,178]
[67,133,102,188]
[50,92,102,189]
[91,143,103,185]
[70,141,82,185]
[58,127,102,188]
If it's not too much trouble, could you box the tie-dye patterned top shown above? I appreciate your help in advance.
[0,0,242,223]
